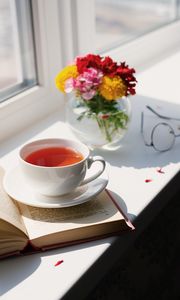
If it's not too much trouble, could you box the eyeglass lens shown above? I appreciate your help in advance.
[151,123,175,151]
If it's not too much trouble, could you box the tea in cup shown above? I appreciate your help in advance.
[19,138,106,196]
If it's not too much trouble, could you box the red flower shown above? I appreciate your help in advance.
[76,54,102,73]
[75,55,137,96]
[116,62,137,96]
[100,56,117,76]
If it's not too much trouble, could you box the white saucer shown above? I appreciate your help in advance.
[3,165,109,208]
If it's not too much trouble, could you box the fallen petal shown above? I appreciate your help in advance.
[145,179,152,183]
[157,168,165,174]
[54,260,64,267]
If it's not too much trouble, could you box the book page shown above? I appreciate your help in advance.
[0,168,27,235]
[18,191,125,240]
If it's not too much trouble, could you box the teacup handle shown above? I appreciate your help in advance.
[80,156,106,186]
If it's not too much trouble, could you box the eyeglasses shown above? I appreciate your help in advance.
[141,105,180,152]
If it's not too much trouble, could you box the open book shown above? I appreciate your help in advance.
[0,168,133,259]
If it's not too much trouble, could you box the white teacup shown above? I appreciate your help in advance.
[19,138,106,196]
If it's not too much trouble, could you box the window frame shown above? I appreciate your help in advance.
[73,0,180,70]
[0,0,180,142]
[0,0,65,142]
[0,0,37,104]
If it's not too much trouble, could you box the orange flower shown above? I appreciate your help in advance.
[99,76,127,100]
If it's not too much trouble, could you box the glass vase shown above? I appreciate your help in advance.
[66,97,131,150]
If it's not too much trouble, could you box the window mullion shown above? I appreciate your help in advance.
[71,0,96,56]
[14,0,36,84]
[10,0,23,83]
[171,0,179,19]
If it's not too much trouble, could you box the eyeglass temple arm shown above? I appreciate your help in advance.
[146,105,180,121]
[140,112,152,147]
[141,112,144,133]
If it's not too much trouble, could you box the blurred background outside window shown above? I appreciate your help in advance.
[95,0,180,52]
[0,0,37,103]
[0,0,180,103]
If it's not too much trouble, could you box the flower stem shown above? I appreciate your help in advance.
[95,116,111,142]
[102,119,112,142]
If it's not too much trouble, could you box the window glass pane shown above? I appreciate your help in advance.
[0,0,37,103]
[95,0,180,52]
[178,0,180,17]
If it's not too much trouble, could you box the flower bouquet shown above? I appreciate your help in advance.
[55,54,137,146]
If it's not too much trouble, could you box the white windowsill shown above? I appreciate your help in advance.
[0,48,180,300]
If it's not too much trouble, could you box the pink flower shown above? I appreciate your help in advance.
[64,67,103,100]
[75,68,103,100]
[64,78,75,93]
[81,90,96,100]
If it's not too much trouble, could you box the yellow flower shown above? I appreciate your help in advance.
[99,75,127,100]
[55,65,78,93]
